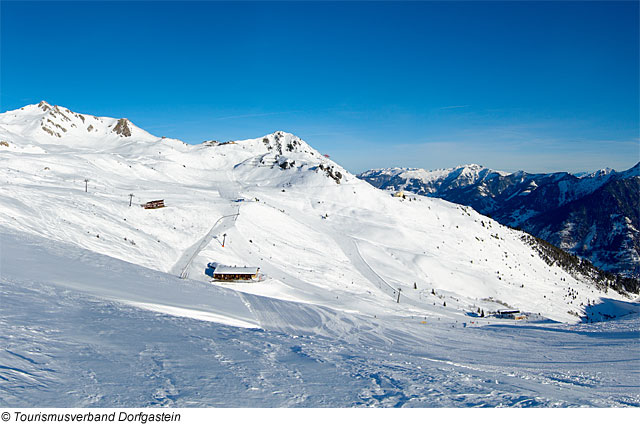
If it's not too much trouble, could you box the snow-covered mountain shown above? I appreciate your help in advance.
[359,164,640,278]
[1,102,639,407]
[0,101,162,150]
[0,102,636,323]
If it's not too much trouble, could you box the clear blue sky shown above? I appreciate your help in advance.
[1,1,638,173]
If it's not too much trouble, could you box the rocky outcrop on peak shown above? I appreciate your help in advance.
[317,163,343,184]
[112,118,132,137]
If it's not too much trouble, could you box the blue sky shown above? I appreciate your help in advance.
[1,1,638,173]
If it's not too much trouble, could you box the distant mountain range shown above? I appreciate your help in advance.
[359,163,640,278]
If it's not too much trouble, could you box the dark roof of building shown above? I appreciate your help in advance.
[213,265,259,275]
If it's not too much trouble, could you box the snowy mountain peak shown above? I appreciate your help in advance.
[260,131,319,156]
[0,102,160,149]
[457,163,484,172]
[225,130,352,186]
[453,163,511,177]
[575,167,615,179]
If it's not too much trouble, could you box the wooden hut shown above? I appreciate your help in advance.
[141,200,165,209]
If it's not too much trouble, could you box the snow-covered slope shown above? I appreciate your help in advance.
[2,229,638,407]
[0,102,634,326]
[359,164,640,278]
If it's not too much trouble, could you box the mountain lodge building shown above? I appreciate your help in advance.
[206,263,260,281]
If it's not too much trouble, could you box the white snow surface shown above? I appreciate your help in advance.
[2,229,639,407]
[1,102,638,407]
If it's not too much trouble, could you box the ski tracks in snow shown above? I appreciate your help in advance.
[171,171,242,279]
[171,210,239,279]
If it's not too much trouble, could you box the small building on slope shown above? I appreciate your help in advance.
[205,263,260,281]
[141,199,165,209]
[494,310,527,320]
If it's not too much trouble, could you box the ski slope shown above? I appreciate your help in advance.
[0,102,638,407]
[1,230,638,407]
